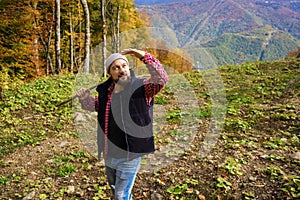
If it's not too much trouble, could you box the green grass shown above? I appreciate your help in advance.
[0,74,75,157]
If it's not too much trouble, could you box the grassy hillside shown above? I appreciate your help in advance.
[201,26,300,66]
[0,58,299,199]
[0,74,75,156]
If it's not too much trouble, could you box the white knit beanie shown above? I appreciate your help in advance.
[105,53,129,72]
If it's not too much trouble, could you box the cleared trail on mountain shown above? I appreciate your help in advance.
[231,0,264,26]
[259,29,276,61]
[181,0,225,48]
[181,0,266,48]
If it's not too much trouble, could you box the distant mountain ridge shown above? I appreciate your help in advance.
[134,0,195,5]
[137,0,300,66]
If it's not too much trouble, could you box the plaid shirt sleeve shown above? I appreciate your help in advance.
[79,96,98,112]
[141,52,169,106]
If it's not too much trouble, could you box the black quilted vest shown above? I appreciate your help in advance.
[96,70,154,160]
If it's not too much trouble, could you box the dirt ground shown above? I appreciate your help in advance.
[1,123,299,200]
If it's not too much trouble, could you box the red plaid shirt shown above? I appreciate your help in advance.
[79,52,168,157]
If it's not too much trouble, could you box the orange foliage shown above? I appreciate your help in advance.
[287,47,300,58]
[144,45,193,73]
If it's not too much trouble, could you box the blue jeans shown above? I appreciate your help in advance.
[105,156,142,200]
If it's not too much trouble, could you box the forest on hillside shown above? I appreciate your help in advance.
[0,0,146,79]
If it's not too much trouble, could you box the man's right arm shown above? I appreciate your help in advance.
[77,89,98,112]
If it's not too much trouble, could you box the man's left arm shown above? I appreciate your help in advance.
[141,52,169,105]
[120,48,169,105]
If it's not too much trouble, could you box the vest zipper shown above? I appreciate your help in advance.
[120,94,130,160]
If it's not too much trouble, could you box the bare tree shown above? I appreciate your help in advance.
[31,1,40,76]
[0,87,2,101]
[76,3,82,69]
[101,0,107,77]
[55,0,62,74]
[80,0,91,73]
[69,10,74,73]
[108,2,120,53]
[32,0,55,75]
[116,5,120,52]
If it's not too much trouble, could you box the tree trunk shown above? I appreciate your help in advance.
[80,0,91,73]
[116,5,120,52]
[47,27,55,75]
[101,0,107,77]
[34,1,55,76]
[108,3,117,52]
[76,3,82,69]
[0,87,2,101]
[69,11,74,73]
[108,3,120,53]
[38,26,54,75]
[55,0,62,74]
[33,37,40,76]
[31,1,40,76]
[111,17,116,52]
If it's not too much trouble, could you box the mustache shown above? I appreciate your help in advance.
[114,74,131,83]
[118,72,128,77]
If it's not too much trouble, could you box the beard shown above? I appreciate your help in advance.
[115,75,131,86]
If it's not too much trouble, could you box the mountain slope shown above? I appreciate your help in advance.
[138,0,300,65]
[134,0,195,5]
[201,26,300,65]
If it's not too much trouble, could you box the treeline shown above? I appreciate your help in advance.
[0,0,147,80]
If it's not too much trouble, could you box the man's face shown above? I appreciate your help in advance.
[109,59,131,85]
